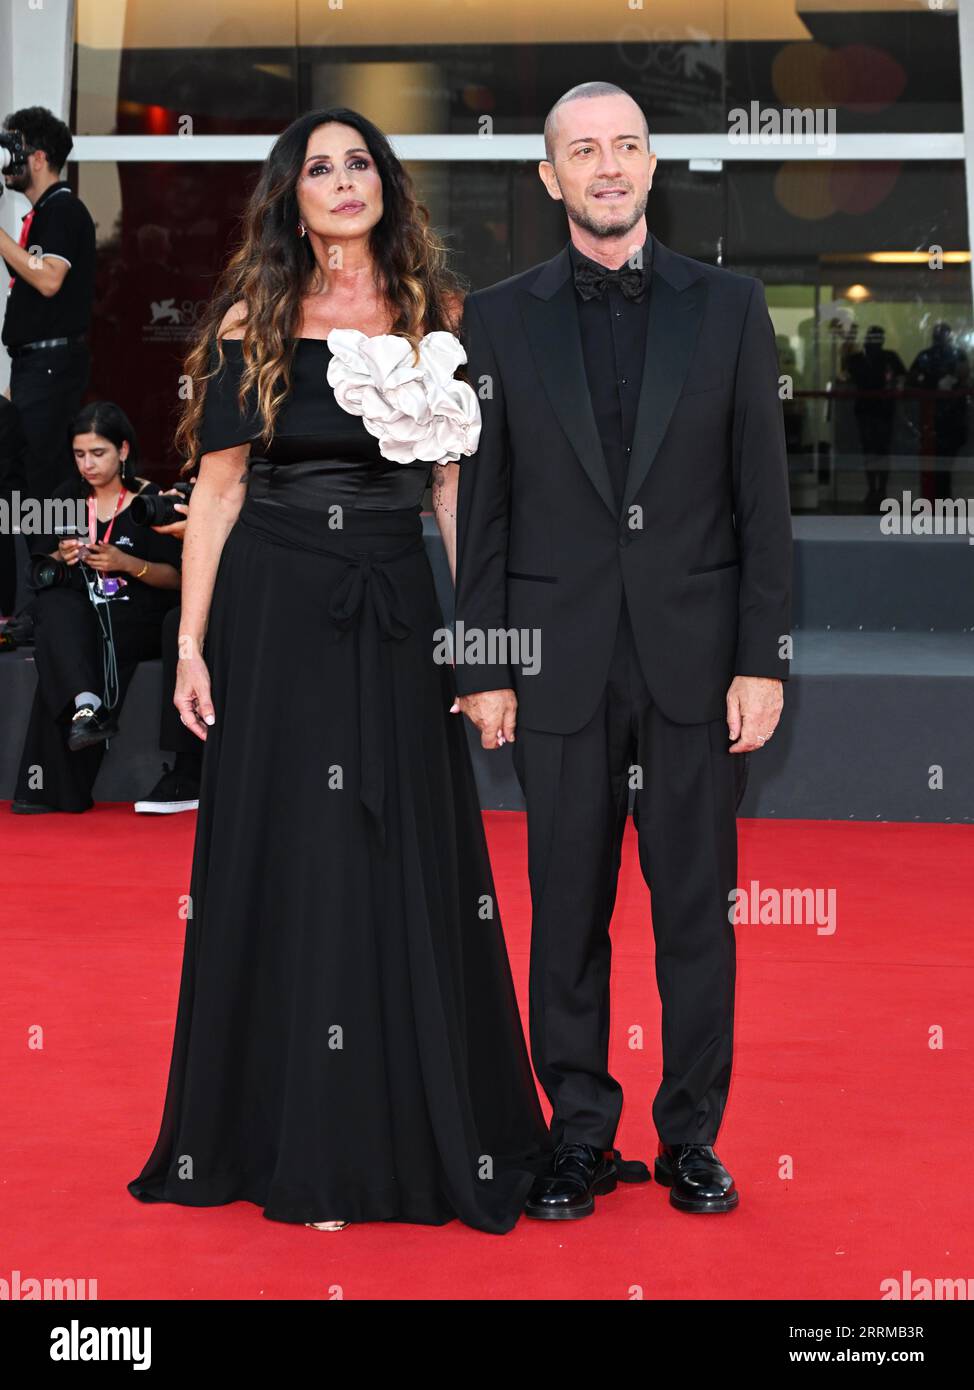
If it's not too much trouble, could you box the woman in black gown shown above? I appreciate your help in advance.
[126,109,550,1232]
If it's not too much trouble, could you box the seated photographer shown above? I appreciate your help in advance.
[11,401,181,814]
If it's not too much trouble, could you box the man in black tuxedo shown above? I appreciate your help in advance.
[454,82,793,1219]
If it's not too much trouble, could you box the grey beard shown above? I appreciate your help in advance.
[561,187,648,241]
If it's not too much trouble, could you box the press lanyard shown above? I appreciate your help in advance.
[87,487,127,546]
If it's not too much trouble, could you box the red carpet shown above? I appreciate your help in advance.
[2,806,970,1300]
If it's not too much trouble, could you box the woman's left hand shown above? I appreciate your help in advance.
[83,541,134,574]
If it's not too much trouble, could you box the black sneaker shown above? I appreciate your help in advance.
[134,762,200,814]
[67,705,118,752]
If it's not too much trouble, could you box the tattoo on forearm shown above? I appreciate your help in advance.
[432,467,455,520]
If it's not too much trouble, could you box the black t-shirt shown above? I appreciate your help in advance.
[1,182,97,348]
[30,476,182,616]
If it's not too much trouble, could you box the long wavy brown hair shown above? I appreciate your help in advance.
[175,107,466,476]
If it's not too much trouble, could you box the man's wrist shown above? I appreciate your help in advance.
[453,667,515,697]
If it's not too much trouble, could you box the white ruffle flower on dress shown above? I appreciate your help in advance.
[326,328,482,466]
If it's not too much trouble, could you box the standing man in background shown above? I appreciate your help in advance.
[1,106,95,505]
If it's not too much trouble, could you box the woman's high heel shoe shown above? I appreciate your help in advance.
[304,1220,347,1231]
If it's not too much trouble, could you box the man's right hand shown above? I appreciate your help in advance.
[451,688,517,750]
[152,480,195,538]
[151,500,189,538]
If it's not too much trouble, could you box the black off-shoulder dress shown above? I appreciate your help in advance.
[126,338,550,1231]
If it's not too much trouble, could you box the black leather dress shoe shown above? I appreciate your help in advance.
[524,1142,618,1220]
[654,1142,739,1213]
[67,705,118,752]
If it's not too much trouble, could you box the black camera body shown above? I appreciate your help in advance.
[129,480,192,528]
[30,551,76,590]
[0,129,28,178]
[29,526,128,603]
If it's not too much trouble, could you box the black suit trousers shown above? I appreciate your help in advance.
[511,594,747,1148]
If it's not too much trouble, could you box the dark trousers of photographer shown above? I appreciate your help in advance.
[10,340,90,505]
[0,457,26,616]
[14,580,164,812]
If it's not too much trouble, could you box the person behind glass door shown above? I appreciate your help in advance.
[845,325,905,512]
[906,321,969,504]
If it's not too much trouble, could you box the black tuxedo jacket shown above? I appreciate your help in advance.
[454,234,793,732]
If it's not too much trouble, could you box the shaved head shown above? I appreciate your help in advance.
[537,84,656,245]
[544,81,650,163]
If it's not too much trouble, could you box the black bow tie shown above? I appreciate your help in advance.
[573,258,647,303]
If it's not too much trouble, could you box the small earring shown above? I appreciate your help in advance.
[297,219,306,237]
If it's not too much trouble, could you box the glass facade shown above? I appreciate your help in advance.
[726,159,972,511]
[67,0,969,509]
[73,0,962,137]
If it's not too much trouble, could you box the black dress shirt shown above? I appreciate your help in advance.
[569,232,653,514]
